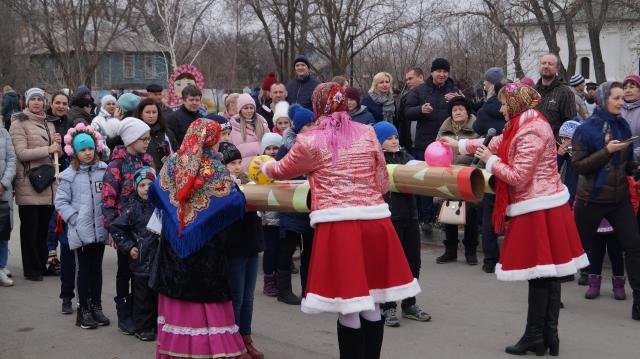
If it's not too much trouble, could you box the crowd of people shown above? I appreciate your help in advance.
[0,52,639,358]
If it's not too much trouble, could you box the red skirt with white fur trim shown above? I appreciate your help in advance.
[496,203,588,281]
[301,218,421,315]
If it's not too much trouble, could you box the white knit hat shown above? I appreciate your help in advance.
[25,88,45,103]
[118,117,150,146]
[100,95,117,108]
[260,132,283,153]
[273,101,290,121]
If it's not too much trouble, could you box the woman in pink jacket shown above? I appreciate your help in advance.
[230,94,270,171]
[442,83,587,357]
[259,83,420,358]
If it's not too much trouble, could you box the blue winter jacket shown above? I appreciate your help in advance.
[474,96,506,136]
[54,162,108,250]
[349,105,376,125]
[285,75,321,111]
[360,95,384,122]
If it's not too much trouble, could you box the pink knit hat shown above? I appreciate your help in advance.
[624,75,640,87]
[237,93,256,111]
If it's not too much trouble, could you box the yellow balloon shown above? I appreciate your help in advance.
[248,155,275,185]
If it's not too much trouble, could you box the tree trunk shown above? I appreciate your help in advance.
[584,0,609,83]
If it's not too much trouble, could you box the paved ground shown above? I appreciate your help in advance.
[1,229,639,359]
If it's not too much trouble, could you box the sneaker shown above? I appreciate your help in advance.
[402,304,431,322]
[382,307,400,327]
[135,330,156,341]
[76,307,99,329]
[0,270,14,286]
[91,302,111,326]
[61,298,73,314]
[1,268,12,277]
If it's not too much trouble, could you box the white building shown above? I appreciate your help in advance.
[507,11,640,82]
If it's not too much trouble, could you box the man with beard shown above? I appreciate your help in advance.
[285,55,321,111]
[535,53,576,135]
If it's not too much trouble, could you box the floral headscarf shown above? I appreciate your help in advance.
[501,83,542,118]
[312,82,349,118]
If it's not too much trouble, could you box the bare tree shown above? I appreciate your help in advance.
[583,0,609,83]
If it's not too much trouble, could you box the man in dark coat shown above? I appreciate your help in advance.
[397,67,425,150]
[285,55,321,110]
[2,85,20,130]
[535,53,576,136]
[166,85,202,146]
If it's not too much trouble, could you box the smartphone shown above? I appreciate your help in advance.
[620,136,639,144]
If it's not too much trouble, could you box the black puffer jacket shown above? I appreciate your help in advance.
[224,210,264,258]
[382,149,417,221]
[286,75,321,111]
[404,77,458,150]
[167,105,200,146]
[110,195,158,276]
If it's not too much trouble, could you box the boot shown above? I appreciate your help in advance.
[337,320,364,359]
[544,279,561,357]
[436,246,457,264]
[361,316,384,359]
[612,276,627,300]
[505,280,548,356]
[577,270,589,286]
[76,306,98,329]
[262,274,279,297]
[114,296,135,335]
[276,270,301,305]
[90,300,111,326]
[464,247,478,266]
[585,274,601,299]
[242,335,264,359]
[633,300,640,320]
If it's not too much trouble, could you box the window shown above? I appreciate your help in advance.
[144,55,156,79]
[123,54,135,79]
[580,57,590,80]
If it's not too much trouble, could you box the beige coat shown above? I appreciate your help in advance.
[9,112,59,205]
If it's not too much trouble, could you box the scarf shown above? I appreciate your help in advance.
[368,90,396,121]
[22,108,47,123]
[492,83,542,233]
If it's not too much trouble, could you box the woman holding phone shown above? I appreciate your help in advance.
[572,81,640,321]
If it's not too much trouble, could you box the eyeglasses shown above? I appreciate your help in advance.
[139,137,151,143]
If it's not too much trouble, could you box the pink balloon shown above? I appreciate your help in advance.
[424,141,453,167]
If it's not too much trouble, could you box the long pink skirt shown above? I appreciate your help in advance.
[156,295,247,359]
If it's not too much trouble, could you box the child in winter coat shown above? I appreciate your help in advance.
[230,93,270,171]
[373,121,431,327]
[110,166,159,341]
[0,125,16,287]
[54,123,110,329]
[219,142,265,359]
[101,117,152,334]
[271,101,292,135]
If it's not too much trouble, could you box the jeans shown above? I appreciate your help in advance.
[411,148,435,223]
[480,193,500,265]
[0,240,8,268]
[74,243,105,307]
[228,255,259,335]
[18,205,54,277]
[262,225,279,275]
[59,241,76,299]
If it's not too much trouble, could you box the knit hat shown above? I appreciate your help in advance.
[63,122,104,157]
[431,58,450,72]
[484,67,505,85]
[76,85,91,98]
[559,120,581,139]
[288,104,315,133]
[237,93,256,111]
[146,84,163,93]
[25,87,45,103]
[569,74,585,87]
[273,101,290,120]
[100,95,117,108]
[448,96,471,117]
[134,166,156,188]
[218,142,242,165]
[205,113,231,132]
[294,55,311,68]
[373,121,399,145]
[261,133,283,153]
[623,75,640,88]
[118,117,151,146]
[261,72,278,91]
[519,77,535,87]
[345,87,361,105]
[117,93,141,113]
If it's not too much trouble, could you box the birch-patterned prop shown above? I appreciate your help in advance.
[241,180,311,212]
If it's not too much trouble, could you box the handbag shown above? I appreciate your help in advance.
[27,164,56,193]
[438,200,466,225]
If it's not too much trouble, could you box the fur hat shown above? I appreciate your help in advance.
[134,166,156,188]
[117,93,141,113]
[431,58,450,72]
[237,93,256,111]
[345,87,361,105]
[118,117,151,146]
[261,72,278,91]
[63,122,104,157]
[273,101,290,120]
[218,142,242,165]
[373,121,399,145]
[288,104,315,133]
[261,133,283,153]
[448,96,472,117]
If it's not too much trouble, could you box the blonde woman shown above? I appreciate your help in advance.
[361,71,395,123]
[229,93,270,171]
[220,93,240,121]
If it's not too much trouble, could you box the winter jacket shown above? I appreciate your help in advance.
[101,146,153,230]
[558,154,578,205]
[110,194,158,276]
[9,111,59,205]
[396,89,414,150]
[2,91,20,122]
[147,122,177,171]
[46,109,73,172]
[474,95,506,136]
[65,105,92,128]
[360,95,385,122]
[275,128,313,235]
[256,98,275,129]
[436,115,480,166]
[349,105,376,125]
[535,77,576,135]
[224,210,264,258]
[622,99,640,161]
[167,105,200,146]
[0,128,16,203]
[382,149,417,221]
[54,162,108,250]
[229,114,270,171]
[570,87,589,121]
[285,75,321,110]
[404,77,459,150]
[91,108,120,159]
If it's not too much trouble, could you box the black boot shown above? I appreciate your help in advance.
[436,246,458,264]
[114,296,135,335]
[464,247,478,266]
[276,270,301,305]
[76,306,98,329]
[505,279,548,356]
[337,320,364,359]
[545,279,561,356]
[361,316,384,359]
[90,300,111,326]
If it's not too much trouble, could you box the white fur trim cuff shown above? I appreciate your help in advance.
[458,139,470,155]
[485,155,500,174]
[301,279,422,315]
[309,203,391,227]
[506,186,570,217]
[495,253,589,281]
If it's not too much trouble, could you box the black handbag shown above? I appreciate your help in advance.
[27,164,55,193]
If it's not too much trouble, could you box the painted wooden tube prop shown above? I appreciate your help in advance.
[241,180,311,212]
[482,169,496,194]
[386,163,485,201]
